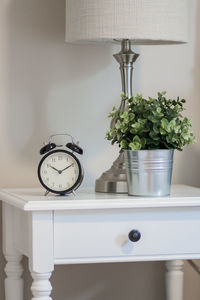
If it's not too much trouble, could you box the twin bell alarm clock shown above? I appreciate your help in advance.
[38,134,84,195]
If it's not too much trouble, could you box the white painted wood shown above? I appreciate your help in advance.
[14,208,29,256]
[28,211,54,273]
[54,254,200,265]
[54,208,200,261]
[4,255,24,300]
[1,186,200,300]
[166,260,184,300]
[1,185,200,211]
[2,203,24,300]
[28,211,54,300]
[31,272,52,300]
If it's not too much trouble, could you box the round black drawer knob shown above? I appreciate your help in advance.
[128,230,141,242]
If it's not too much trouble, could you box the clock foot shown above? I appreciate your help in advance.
[45,191,50,196]
[72,190,77,196]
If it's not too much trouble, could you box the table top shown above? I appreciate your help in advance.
[1,185,200,211]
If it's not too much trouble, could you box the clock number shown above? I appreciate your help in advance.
[58,156,63,161]
[59,184,62,189]
[52,158,56,163]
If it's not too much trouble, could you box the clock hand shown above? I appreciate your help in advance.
[47,164,60,173]
[61,163,74,172]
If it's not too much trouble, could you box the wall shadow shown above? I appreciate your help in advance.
[174,0,200,187]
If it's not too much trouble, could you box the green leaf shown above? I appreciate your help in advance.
[153,124,159,134]
[115,120,122,130]
[129,113,135,120]
[120,139,128,149]
[156,107,162,113]
[161,118,169,130]
[133,135,141,143]
[129,142,142,150]
[160,128,166,135]
[149,131,160,141]
[121,111,129,119]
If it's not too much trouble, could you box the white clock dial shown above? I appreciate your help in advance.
[39,151,81,193]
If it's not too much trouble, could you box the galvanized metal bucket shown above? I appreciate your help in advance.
[124,149,174,197]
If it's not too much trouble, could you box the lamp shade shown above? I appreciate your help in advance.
[65,0,188,45]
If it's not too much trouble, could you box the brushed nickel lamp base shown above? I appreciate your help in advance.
[95,39,139,193]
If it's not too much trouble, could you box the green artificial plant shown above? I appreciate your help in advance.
[106,92,196,151]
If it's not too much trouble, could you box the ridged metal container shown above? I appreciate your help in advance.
[124,149,174,197]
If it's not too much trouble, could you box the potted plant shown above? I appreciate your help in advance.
[106,92,196,196]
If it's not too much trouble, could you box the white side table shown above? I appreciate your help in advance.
[1,185,200,300]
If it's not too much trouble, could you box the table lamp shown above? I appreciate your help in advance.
[65,0,188,193]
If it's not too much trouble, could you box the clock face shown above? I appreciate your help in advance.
[38,150,82,194]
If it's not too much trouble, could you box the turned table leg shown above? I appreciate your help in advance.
[31,272,52,300]
[29,211,54,300]
[4,254,24,300]
[166,260,184,300]
[2,203,24,300]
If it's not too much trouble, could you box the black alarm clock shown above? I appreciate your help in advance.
[38,134,84,195]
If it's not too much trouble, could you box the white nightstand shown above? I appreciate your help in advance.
[1,185,200,300]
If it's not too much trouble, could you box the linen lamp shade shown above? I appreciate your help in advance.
[65,0,188,45]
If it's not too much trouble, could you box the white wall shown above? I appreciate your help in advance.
[0,0,200,299]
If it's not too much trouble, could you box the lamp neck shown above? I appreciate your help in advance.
[113,39,139,98]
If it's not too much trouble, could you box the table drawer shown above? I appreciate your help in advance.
[54,208,200,260]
